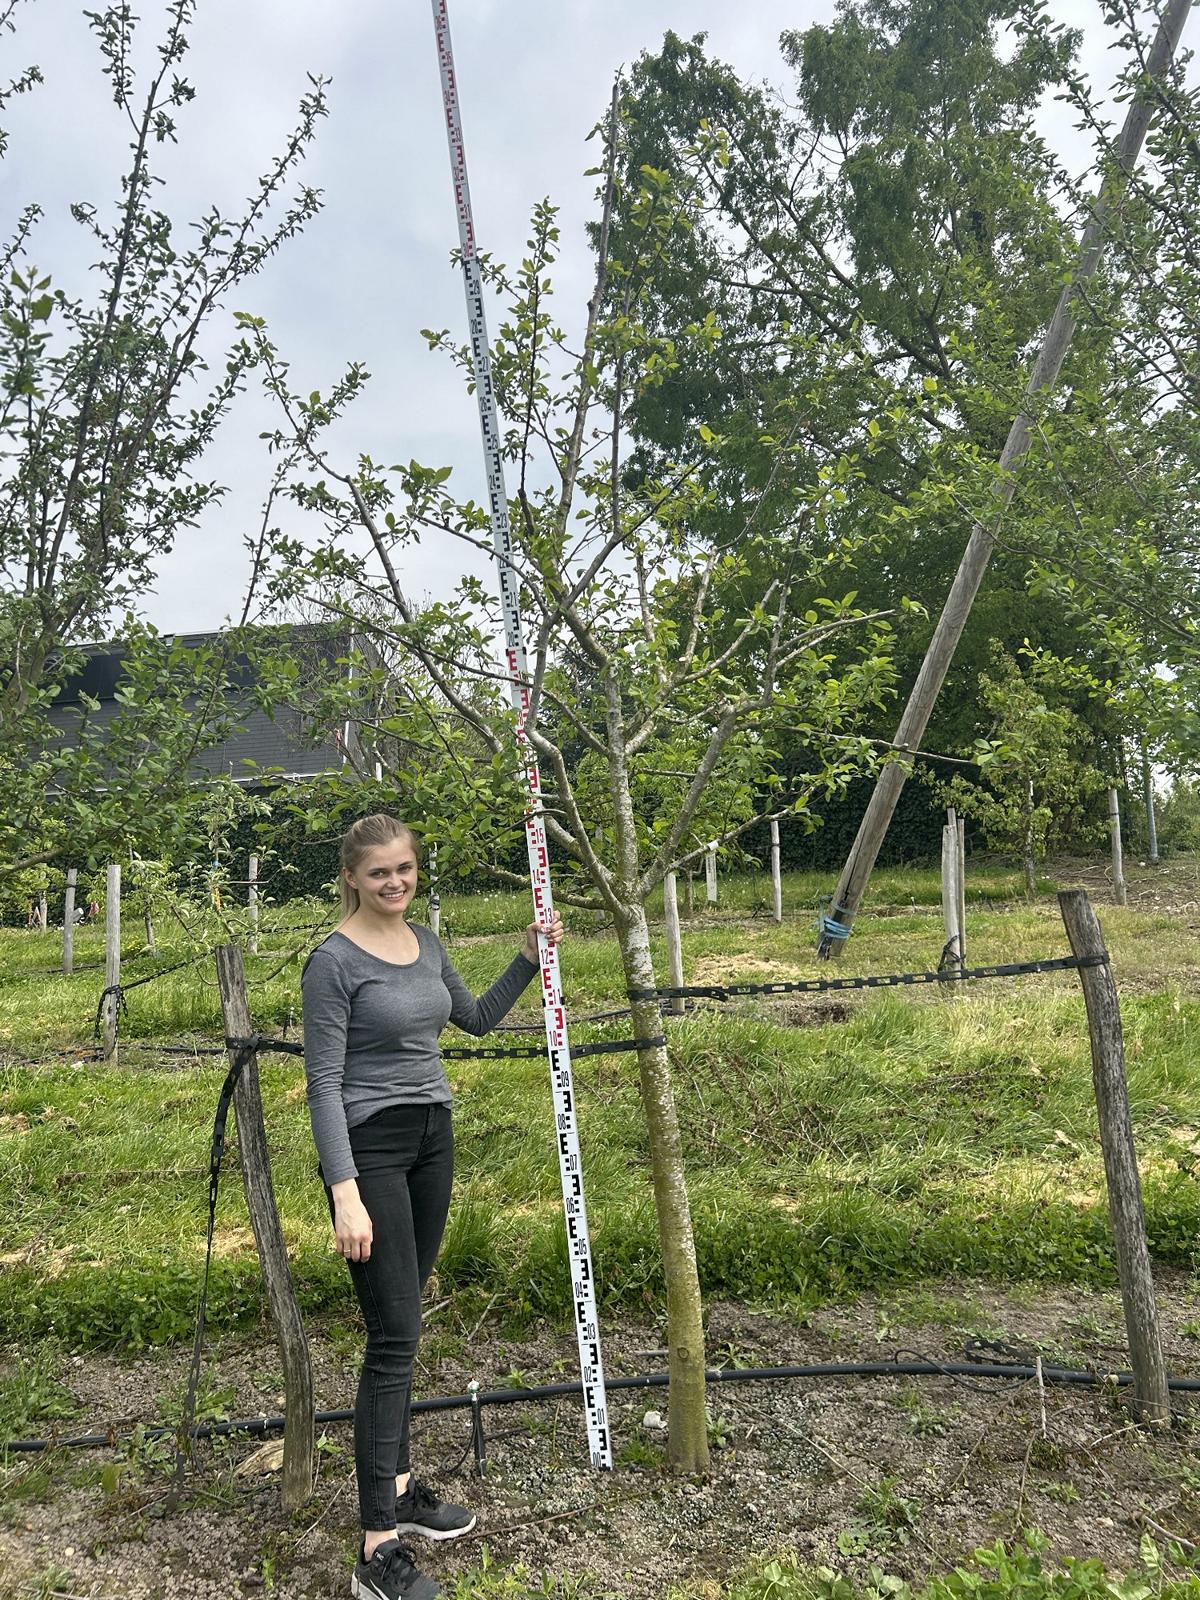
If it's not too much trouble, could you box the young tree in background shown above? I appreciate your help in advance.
[938,648,1106,895]
[0,1,327,875]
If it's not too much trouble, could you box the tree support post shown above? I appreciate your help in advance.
[1142,746,1159,865]
[1109,788,1128,907]
[769,820,782,925]
[1058,890,1168,1424]
[704,843,718,907]
[814,0,1192,956]
[941,810,964,971]
[663,871,686,1016]
[248,854,259,954]
[62,868,77,975]
[215,945,315,1509]
[102,864,121,1062]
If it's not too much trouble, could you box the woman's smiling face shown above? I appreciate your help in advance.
[346,840,419,917]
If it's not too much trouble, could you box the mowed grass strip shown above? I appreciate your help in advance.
[2,870,1199,1350]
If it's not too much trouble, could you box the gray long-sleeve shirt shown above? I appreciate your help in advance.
[302,925,538,1184]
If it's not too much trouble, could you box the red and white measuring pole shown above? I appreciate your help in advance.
[430,0,611,1470]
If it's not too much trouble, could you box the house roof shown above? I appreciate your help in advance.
[45,626,350,783]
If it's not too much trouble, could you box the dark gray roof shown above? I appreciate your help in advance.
[46,627,349,783]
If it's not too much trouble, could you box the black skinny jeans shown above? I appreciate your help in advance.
[329,1102,454,1530]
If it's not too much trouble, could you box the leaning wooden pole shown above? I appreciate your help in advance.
[1058,891,1169,1424]
[816,0,1192,956]
[215,946,315,1509]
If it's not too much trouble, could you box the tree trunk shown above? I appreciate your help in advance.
[614,900,710,1474]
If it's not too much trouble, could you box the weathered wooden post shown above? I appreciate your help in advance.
[956,812,967,964]
[215,945,315,1508]
[1058,889,1169,1424]
[1108,787,1128,907]
[705,842,718,907]
[663,870,686,1017]
[102,864,121,1062]
[769,820,783,925]
[1142,746,1159,865]
[62,868,77,975]
[248,854,259,954]
[941,810,964,971]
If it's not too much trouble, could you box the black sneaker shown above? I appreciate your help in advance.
[351,1537,441,1600]
[395,1478,477,1542]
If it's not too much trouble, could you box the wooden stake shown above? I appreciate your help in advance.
[1142,746,1159,864]
[941,815,963,971]
[663,871,686,1017]
[215,945,315,1509]
[1109,787,1128,907]
[35,889,47,931]
[1058,890,1169,1424]
[705,843,718,906]
[814,0,1192,956]
[62,868,77,975]
[770,820,783,924]
[956,813,967,967]
[102,864,121,1062]
[248,854,259,954]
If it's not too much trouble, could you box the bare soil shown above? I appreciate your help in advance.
[5,1276,1200,1599]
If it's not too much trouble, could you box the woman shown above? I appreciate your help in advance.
[303,813,561,1600]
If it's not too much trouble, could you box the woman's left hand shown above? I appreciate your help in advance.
[523,913,564,964]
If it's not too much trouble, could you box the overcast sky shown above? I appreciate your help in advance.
[2,0,1126,635]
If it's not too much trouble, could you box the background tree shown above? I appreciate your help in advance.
[937,647,1107,895]
[0,1,327,876]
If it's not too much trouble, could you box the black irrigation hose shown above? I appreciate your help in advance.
[8,1358,1200,1455]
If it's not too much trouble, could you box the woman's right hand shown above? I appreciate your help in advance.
[331,1180,373,1262]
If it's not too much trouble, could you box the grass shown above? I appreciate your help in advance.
[1,865,1199,1351]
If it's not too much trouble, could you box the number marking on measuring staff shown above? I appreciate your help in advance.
[429,0,611,1470]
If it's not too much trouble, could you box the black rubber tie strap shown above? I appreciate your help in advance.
[224,1034,303,1057]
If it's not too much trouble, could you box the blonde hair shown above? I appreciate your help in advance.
[338,814,419,917]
